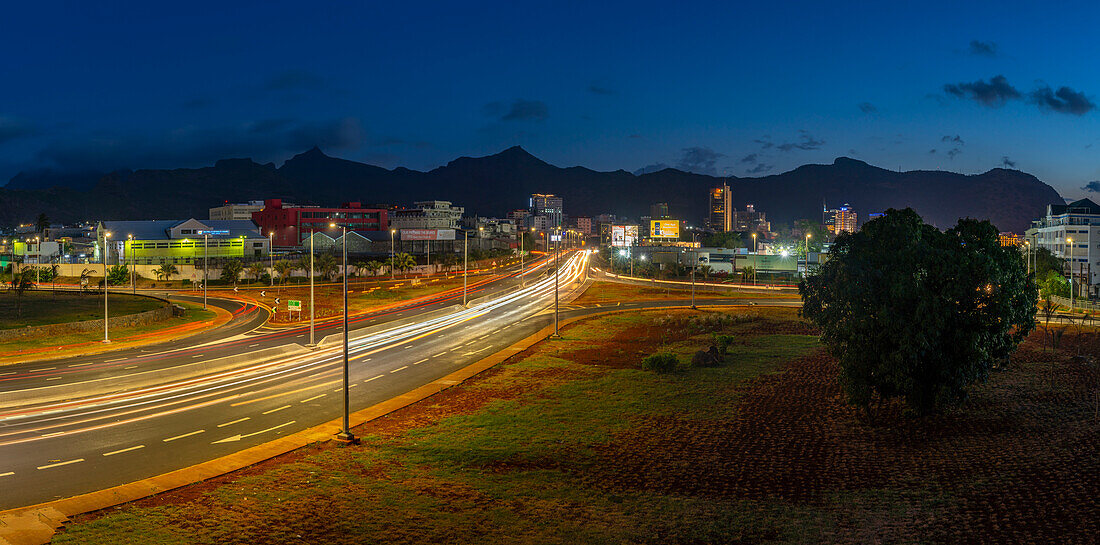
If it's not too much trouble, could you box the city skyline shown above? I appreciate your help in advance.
[2,1,1100,200]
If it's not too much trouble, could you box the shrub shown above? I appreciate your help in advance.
[641,351,679,373]
[713,334,735,354]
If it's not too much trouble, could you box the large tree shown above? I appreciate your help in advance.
[799,208,1036,417]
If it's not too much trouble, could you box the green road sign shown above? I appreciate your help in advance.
[288,300,301,310]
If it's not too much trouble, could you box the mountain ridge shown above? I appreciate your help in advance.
[0,147,1063,233]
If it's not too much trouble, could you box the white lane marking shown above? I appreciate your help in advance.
[249,343,260,348]
[477,334,490,340]
[217,417,250,428]
[37,459,84,470]
[212,420,297,444]
[103,445,145,456]
[296,334,305,338]
[45,377,62,381]
[301,393,327,403]
[413,358,428,365]
[390,366,408,373]
[104,358,127,363]
[0,472,13,477]
[404,345,413,349]
[464,347,491,356]
[364,375,384,383]
[191,354,204,358]
[124,366,138,370]
[464,340,477,346]
[262,405,291,415]
[433,352,446,358]
[67,362,94,367]
[0,371,14,376]
[30,367,57,372]
[362,358,371,362]
[163,430,205,442]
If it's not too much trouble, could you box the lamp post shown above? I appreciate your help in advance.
[390,228,396,281]
[203,233,208,310]
[1067,237,1074,311]
[463,229,469,306]
[804,233,812,278]
[33,236,39,285]
[552,226,560,337]
[102,231,111,343]
[4,239,13,286]
[309,226,316,345]
[269,232,274,287]
[752,232,757,286]
[127,234,135,294]
[330,223,355,443]
[1023,241,1030,277]
[691,232,697,309]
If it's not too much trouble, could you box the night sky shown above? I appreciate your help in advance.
[2,0,1099,199]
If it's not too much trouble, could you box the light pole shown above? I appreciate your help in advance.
[804,233,812,278]
[551,226,561,338]
[269,231,274,287]
[331,223,355,443]
[203,233,208,310]
[691,232,697,309]
[390,228,396,281]
[463,229,469,306]
[1067,237,1074,311]
[33,237,39,285]
[752,232,757,286]
[127,234,135,294]
[4,239,13,286]
[102,231,111,343]
[309,226,316,345]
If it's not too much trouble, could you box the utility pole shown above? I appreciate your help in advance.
[310,228,315,345]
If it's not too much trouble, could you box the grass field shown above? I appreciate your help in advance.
[53,307,1100,544]
[574,280,798,305]
[0,291,163,329]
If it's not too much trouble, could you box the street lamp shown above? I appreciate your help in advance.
[752,232,757,286]
[1067,237,1074,311]
[690,232,697,309]
[33,236,39,284]
[3,239,13,286]
[804,233,812,278]
[103,231,111,343]
[390,228,396,281]
[331,223,355,443]
[309,225,317,345]
[269,231,274,287]
[127,234,135,294]
[552,226,561,338]
[202,232,208,310]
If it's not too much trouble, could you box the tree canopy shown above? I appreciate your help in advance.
[799,208,1037,417]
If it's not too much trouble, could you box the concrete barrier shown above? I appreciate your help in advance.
[0,344,312,409]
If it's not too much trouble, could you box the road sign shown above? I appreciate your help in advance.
[260,290,266,297]
[288,300,301,310]
[274,298,280,305]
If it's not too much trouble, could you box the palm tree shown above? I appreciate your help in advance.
[246,261,266,283]
[220,259,244,285]
[365,260,384,276]
[35,213,49,234]
[10,269,35,317]
[392,252,416,278]
[80,268,93,292]
[273,261,294,287]
[292,258,309,285]
[699,264,712,280]
[152,263,179,282]
[315,253,338,281]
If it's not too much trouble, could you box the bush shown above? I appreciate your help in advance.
[642,351,679,373]
[713,334,735,354]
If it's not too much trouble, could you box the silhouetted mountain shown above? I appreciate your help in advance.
[0,148,1063,233]
[5,168,107,191]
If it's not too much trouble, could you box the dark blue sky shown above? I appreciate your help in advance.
[2,0,1099,198]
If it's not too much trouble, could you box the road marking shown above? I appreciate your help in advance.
[104,358,127,363]
[37,459,84,470]
[464,346,491,356]
[67,362,94,367]
[231,382,337,407]
[433,352,446,358]
[30,367,56,372]
[124,365,138,370]
[163,430,205,442]
[391,365,408,373]
[413,358,428,365]
[404,345,413,349]
[362,358,371,362]
[0,371,14,376]
[296,334,305,337]
[262,405,291,415]
[301,393,327,403]
[103,445,145,456]
[464,340,477,346]
[218,417,250,428]
[364,375,384,383]
[477,334,490,340]
[212,421,297,444]
[0,472,13,477]
[249,343,260,348]
[45,376,62,381]
[192,354,204,358]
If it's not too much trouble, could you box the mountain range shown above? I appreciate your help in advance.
[0,146,1064,233]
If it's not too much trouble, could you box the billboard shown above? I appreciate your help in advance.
[649,220,680,239]
[611,225,638,247]
[400,229,456,241]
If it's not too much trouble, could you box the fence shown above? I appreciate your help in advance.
[1049,295,1100,312]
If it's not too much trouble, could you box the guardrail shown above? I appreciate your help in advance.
[1049,295,1100,312]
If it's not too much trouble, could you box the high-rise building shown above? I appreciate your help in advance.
[732,204,770,233]
[390,200,464,230]
[707,183,732,231]
[824,203,857,235]
[529,194,563,228]
[252,199,389,247]
[209,200,266,221]
[1026,198,1099,297]
[650,202,670,219]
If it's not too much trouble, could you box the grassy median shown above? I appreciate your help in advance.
[0,291,163,329]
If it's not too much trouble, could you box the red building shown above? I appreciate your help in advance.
[252,199,389,247]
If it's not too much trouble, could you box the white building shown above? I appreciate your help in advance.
[209,200,266,221]
[530,193,563,228]
[1026,198,1100,297]
[390,200,464,230]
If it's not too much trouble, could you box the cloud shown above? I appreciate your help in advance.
[968,40,998,57]
[1000,156,1016,168]
[676,147,724,175]
[745,163,774,175]
[928,149,937,154]
[947,148,961,159]
[482,99,549,122]
[858,102,878,114]
[263,69,327,92]
[739,153,758,164]
[1029,85,1096,115]
[633,163,669,175]
[1081,181,1100,193]
[587,84,616,95]
[777,130,825,152]
[0,117,36,144]
[753,137,773,150]
[942,135,965,145]
[944,75,1021,107]
[33,117,364,172]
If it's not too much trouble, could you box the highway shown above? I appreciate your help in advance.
[0,252,578,509]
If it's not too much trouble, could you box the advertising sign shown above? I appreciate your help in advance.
[610,225,638,247]
[400,229,456,241]
[649,219,680,239]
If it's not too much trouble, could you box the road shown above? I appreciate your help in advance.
[0,252,577,508]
